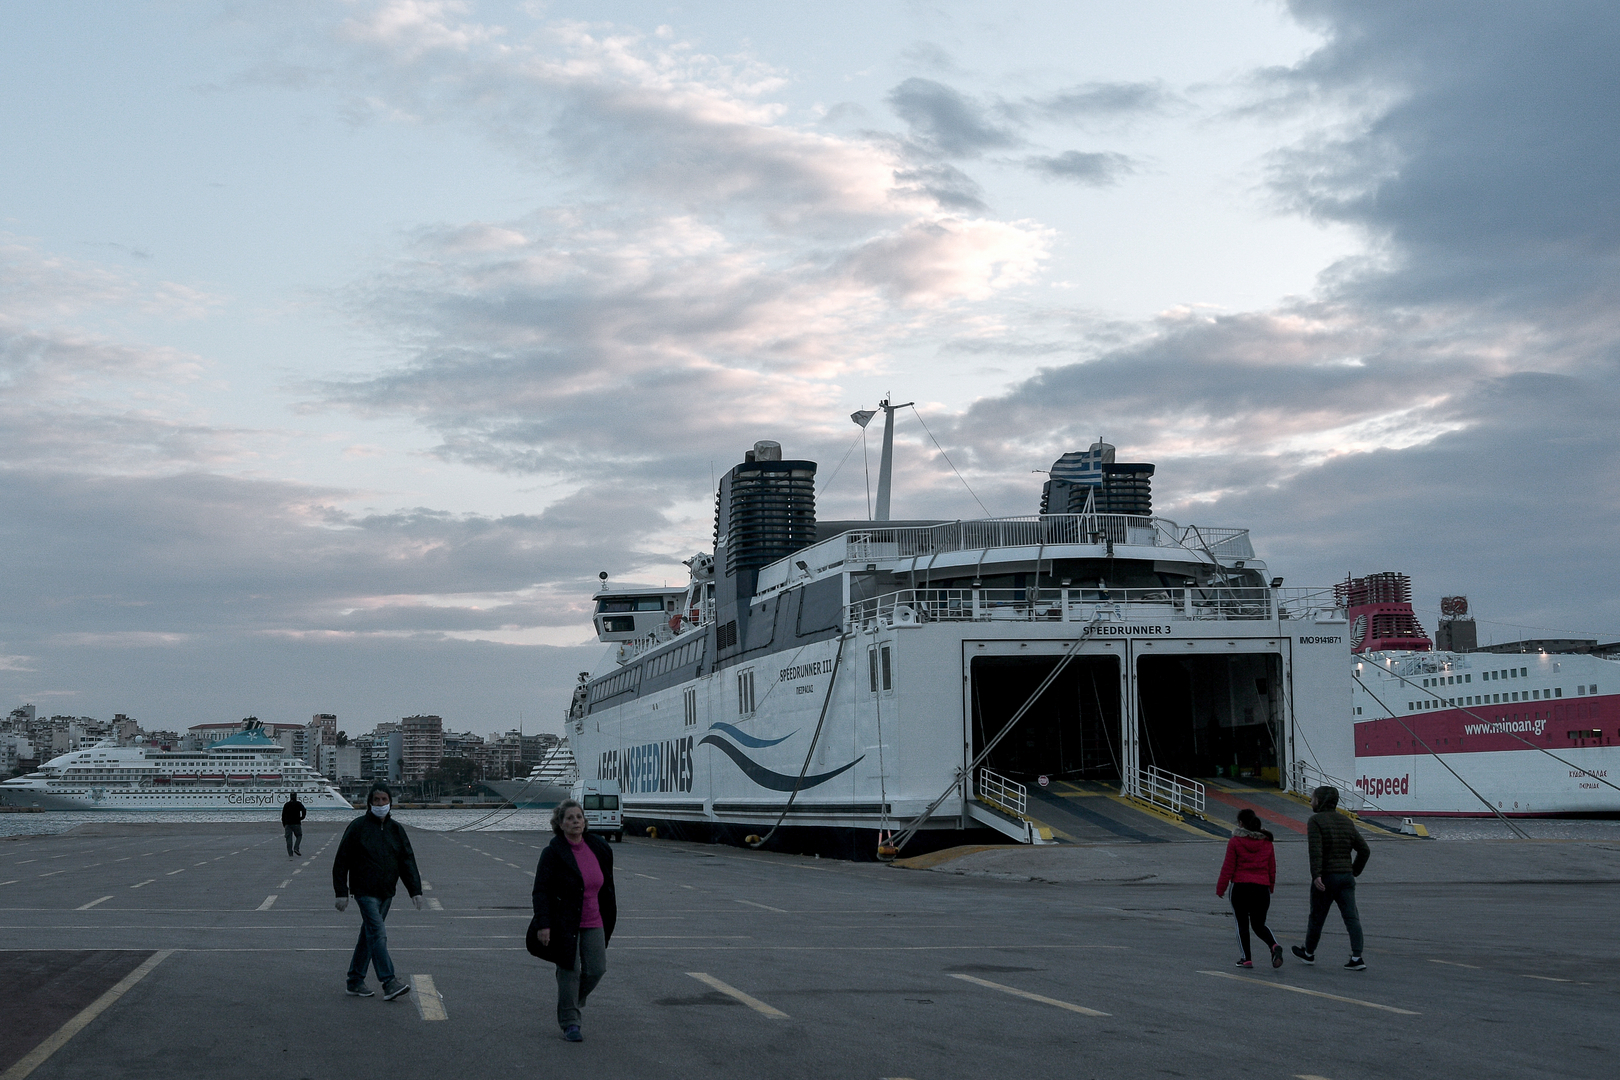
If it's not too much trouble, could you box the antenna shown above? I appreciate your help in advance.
[873,395,913,521]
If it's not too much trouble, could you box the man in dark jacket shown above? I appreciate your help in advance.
[281,792,306,856]
[332,783,423,999]
[1292,785,1372,970]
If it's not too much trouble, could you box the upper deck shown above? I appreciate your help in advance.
[749,512,1256,600]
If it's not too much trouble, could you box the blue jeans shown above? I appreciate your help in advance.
[1304,872,1364,955]
[347,895,395,987]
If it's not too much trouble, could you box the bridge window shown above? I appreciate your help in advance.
[683,688,698,727]
[737,669,756,717]
[881,645,893,692]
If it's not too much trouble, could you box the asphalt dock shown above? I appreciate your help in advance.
[1,819,1615,1080]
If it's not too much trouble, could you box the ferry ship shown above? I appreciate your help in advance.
[567,403,1356,853]
[0,725,349,811]
[1345,575,1620,816]
[482,738,579,808]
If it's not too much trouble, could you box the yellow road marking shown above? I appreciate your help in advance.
[949,973,1109,1016]
[1198,971,1420,1015]
[686,972,789,1018]
[412,975,447,1020]
[0,949,173,1080]
[76,897,113,911]
[256,895,277,911]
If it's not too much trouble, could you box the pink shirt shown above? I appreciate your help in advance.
[569,837,604,929]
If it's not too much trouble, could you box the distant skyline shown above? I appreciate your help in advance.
[3,2,1618,736]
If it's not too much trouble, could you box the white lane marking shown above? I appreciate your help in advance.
[0,881,18,886]
[276,880,290,889]
[1428,959,1480,969]
[412,975,447,1021]
[130,880,156,889]
[77,897,114,911]
[1198,971,1420,1015]
[506,862,520,868]
[679,885,696,890]
[949,973,1109,1016]
[166,870,185,876]
[0,949,174,1080]
[115,858,131,862]
[38,871,64,878]
[421,881,433,891]
[734,899,788,913]
[427,898,443,911]
[1522,975,1571,982]
[256,895,277,911]
[1296,1075,1334,1080]
[15,860,35,865]
[291,869,302,875]
[194,862,209,867]
[685,972,789,1019]
[635,873,659,880]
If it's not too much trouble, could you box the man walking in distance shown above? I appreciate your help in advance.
[1292,785,1371,970]
[281,792,306,857]
[333,784,423,1000]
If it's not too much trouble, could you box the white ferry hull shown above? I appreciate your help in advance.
[574,612,1353,836]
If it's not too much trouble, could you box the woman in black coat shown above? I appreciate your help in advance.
[532,799,617,1042]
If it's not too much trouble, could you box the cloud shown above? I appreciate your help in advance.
[1024,150,1135,186]
[927,3,1620,640]
[886,77,1021,157]
[1019,80,1179,123]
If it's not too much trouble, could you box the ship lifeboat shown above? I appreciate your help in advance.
[257,774,282,781]
[171,774,198,781]
[199,774,225,781]
[227,774,252,781]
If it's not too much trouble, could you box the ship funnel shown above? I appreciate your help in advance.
[753,440,782,461]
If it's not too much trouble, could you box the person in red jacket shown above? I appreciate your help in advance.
[1216,808,1281,968]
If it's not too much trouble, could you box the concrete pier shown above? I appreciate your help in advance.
[1,819,1615,1079]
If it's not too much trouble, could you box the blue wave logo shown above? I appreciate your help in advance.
[705,722,794,749]
[700,724,864,792]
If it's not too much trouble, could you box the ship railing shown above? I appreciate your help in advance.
[1125,764,1206,818]
[1291,760,1375,816]
[846,586,1341,627]
[975,768,1028,819]
[756,515,1259,595]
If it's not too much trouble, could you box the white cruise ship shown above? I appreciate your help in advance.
[567,407,1355,853]
[0,725,350,811]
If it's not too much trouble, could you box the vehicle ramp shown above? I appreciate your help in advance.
[1027,780,1228,843]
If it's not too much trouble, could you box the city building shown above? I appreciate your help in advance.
[400,715,444,781]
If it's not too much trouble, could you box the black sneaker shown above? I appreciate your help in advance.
[382,979,411,1000]
[1271,944,1284,968]
[346,984,374,997]
[563,1026,583,1043]
[1345,956,1367,971]
[1291,946,1315,965]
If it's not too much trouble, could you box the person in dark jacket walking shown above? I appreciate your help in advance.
[332,784,423,1000]
[533,799,617,1042]
[1291,785,1371,970]
[281,792,306,856]
[1217,808,1281,968]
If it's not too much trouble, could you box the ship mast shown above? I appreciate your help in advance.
[872,395,913,522]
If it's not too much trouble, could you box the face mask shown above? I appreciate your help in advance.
[370,804,390,819]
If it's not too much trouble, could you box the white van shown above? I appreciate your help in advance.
[572,778,622,842]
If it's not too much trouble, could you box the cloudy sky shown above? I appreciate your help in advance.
[3,1,1616,738]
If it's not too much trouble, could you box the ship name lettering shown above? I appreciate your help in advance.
[780,660,834,681]
[1093,624,1173,637]
[600,737,695,794]
[1570,769,1608,779]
